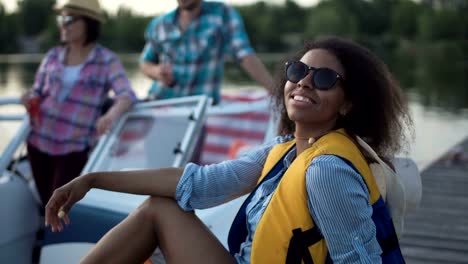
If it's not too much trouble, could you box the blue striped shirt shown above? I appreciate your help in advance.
[176,135,382,263]
[140,1,254,104]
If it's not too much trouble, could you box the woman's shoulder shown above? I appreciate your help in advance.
[92,44,120,62]
[307,155,364,185]
[39,46,64,64]
[44,46,64,56]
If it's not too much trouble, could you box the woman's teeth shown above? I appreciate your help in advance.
[293,95,311,103]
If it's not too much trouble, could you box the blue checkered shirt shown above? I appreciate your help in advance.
[140,1,254,104]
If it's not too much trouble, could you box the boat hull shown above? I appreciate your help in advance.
[0,175,40,264]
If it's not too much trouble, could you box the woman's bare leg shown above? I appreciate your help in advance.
[80,196,235,264]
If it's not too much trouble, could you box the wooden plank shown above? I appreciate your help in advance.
[400,137,468,263]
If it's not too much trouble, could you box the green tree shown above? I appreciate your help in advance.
[0,3,5,50]
[303,1,359,39]
[414,42,467,111]
[366,0,393,36]
[0,3,20,53]
[236,2,286,52]
[417,9,465,40]
[101,7,150,52]
[282,0,305,31]
[17,0,56,36]
[39,15,60,51]
[391,0,422,39]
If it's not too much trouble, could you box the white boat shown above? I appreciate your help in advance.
[0,91,420,263]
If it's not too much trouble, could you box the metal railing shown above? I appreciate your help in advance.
[0,96,30,176]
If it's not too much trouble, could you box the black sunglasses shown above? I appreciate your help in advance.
[285,61,345,90]
[56,15,81,27]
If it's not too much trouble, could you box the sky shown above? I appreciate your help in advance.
[1,0,320,15]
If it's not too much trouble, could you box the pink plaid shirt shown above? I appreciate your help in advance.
[28,44,137,155]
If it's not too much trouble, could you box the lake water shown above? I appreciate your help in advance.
[1,52,467,171]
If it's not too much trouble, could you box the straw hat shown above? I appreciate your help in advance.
[55,0,105,23]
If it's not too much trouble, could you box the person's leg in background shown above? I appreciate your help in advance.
[27,143,56,209]
[53,148,89,192]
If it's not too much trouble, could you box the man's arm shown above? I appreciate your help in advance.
[222,5,274,93]
[240,54,275,94]
[140,61,161,81]
[139,37,175,87]
[140,61,174,87]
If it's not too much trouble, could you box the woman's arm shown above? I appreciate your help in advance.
[45,167,184,232]
[22,49,55,106]
[176,137,285,210]
[306,155,382,264]
[96,96,133,135]
[96,51,137,134]
[91,167,183,196]
[45,142,269,231]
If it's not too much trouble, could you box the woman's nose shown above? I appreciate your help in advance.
[297,73,313,90]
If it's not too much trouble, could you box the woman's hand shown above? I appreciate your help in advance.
[96,111,117,135]
[96,97,133,135]
[45,175,93,232]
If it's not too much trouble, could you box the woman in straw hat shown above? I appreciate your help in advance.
[21,0,137,208]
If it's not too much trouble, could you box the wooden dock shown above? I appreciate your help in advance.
[400,138,468,264]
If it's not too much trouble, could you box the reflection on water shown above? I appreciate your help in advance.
[1,44,467,170]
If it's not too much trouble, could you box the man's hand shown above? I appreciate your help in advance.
[140,61,176,87]
[158,63,175,87]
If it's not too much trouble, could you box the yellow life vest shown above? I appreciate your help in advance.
[251,129,380,263]
[228,129,403,263]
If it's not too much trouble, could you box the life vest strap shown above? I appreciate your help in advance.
[227,149,288,255]
[379,232,400,256]
[286,227,323,264]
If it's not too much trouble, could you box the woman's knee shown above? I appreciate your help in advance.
[135,196,181,221]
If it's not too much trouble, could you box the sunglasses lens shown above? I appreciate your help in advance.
[286,62,308,83]
[313,68,338,90]
[57,15,76,26]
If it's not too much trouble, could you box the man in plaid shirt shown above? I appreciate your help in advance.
[139,0,274,105]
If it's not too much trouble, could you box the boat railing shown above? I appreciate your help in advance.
[0,97,25,121]
[0,94,276,176]
[0,96,30,176]
[81,95,210,175]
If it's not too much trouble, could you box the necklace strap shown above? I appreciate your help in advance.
[294,134,316,145]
